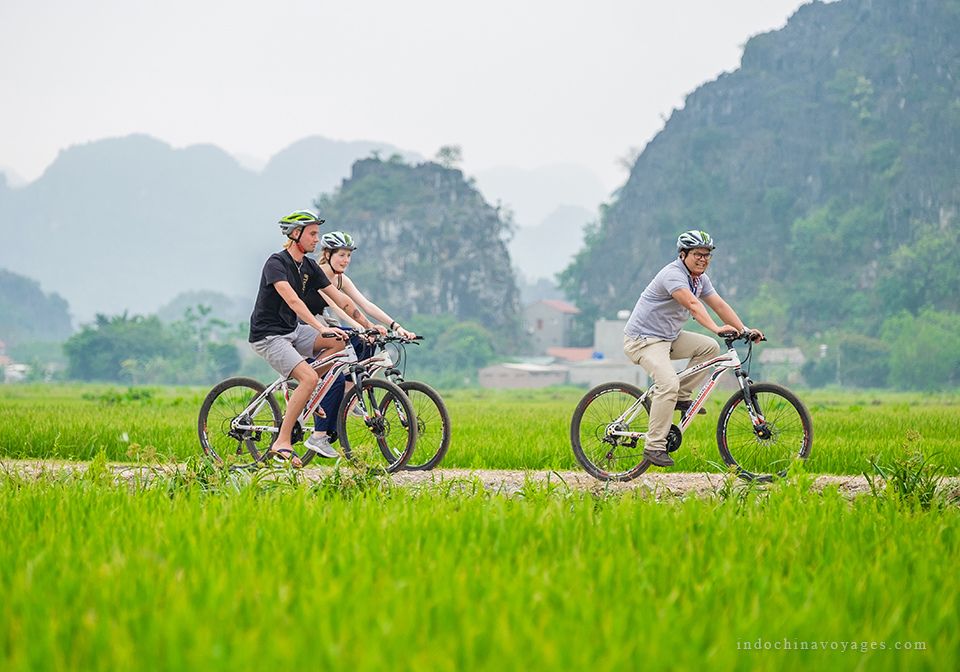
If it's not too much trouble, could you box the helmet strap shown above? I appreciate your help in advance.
[288,227,308,256]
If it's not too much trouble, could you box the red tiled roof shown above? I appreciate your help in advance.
[538,299,580,314]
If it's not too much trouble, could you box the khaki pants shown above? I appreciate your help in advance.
[623,331,720,452]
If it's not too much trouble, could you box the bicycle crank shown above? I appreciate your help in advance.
[666,425,683,453]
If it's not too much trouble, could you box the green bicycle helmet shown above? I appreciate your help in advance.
[677,229,716,252]
[321,231,357,251]
[279,210,324,236]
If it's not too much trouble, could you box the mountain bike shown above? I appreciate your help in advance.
[570,331,813,482]
[359,332,451,471]
[198,333,417,472]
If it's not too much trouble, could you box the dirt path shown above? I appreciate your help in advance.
[2,459,886,498]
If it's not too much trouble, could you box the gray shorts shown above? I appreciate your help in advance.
[250,323,320,378]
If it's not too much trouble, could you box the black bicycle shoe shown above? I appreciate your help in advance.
[675,400,707,416]
[643,449,675,467]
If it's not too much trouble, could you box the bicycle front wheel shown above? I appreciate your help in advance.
[382,380,451,471]
[570,381,651,481]
[717,382,813,481]
[337,378,417,473]
[198,377,282,468]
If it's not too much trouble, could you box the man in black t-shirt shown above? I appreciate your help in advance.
[248,210,380,466]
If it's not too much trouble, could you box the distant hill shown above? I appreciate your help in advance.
[258,137,421,215]
[562,0,960,346]
[0,166,26,188]
[509,204,594,282]
[474,163,607,227]
[316,158,521,337]
[0,268,72,346]
[156,290,252,327]
[0,134,419,323]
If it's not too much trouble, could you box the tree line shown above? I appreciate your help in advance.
[56,305,499,387]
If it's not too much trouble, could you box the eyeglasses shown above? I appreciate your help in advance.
[689,251,712,260]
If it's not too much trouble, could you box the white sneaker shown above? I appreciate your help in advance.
[350,403,366,419]
[304,433,339,458]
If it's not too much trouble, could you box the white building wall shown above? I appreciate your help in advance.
[592,318,631,364]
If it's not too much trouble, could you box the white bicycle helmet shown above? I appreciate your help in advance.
[321,231,357,251]
[677,230,716,252]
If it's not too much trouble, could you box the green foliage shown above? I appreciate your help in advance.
[837,334,891,388]
[62,306,243,384]
[864,431,953,511]
[64,313,176,382]
[434,144,463,168]
[402,315,498,388]
[878,222,960,315]
[881,308,960,390]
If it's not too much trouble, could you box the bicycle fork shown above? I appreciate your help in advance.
[736,371,771,438]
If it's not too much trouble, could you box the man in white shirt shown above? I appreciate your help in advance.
[623,230,763,467]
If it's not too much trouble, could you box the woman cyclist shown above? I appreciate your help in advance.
[302,230,417,456]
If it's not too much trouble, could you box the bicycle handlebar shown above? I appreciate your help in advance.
[719,329,766,344]
[349,328,424,345]
[320,331,349,341]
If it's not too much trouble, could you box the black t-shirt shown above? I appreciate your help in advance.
[302,269,343,316]
[303,282,330,316]
[248,250,331,342]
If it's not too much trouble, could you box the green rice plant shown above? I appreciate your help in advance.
[1,473,957,671]
[864,431,951,511]
[3,385,960,476]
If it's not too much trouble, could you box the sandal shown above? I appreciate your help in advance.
[265,447,302,468]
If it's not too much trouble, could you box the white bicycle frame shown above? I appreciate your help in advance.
[228,347,360,438]
[610,341,767,441]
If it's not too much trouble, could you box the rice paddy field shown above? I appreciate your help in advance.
[2,384,959,473]
[2,384,959,670]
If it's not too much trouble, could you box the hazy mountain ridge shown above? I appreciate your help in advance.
[0,269,72,346]
[0,133,594,323]
[473,164,607,227]
[509,204,595,282]
[0,134,419,323]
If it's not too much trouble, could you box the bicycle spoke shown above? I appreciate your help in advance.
[718,385,812,480]
[198,378,281,467]
[571,383,651,481]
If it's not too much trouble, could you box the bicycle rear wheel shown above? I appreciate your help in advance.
[716,382,813,481]
[337,378,417,473]
[198,377,282,468]
[380,380,451,471]
[570,381,651,481]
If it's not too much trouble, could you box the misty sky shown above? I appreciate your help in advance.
[1,0,812,192]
